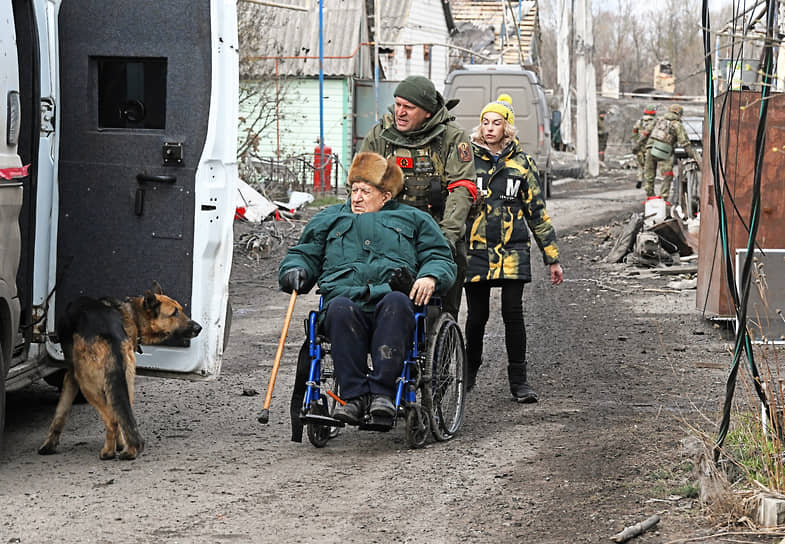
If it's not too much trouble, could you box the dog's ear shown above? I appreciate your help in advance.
[151,281,164,295]
[143,290,162,315]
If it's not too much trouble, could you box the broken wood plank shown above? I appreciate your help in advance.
[611,514,660,542]
[653,265,698,275]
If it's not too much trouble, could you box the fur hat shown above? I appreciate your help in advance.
[480,94,515,126]
[347,152,404,198]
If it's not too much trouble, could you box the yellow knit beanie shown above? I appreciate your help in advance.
[480,94,515,126]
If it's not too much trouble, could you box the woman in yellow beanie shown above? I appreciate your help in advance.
[464,94,563,402]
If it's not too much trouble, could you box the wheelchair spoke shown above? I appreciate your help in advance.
[426,314,467,441]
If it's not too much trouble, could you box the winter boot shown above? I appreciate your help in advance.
[467,360,482,392]
[507,363,538,403]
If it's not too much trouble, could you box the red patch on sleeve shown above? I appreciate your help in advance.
[457,142,472,162]
[396,156,412,169]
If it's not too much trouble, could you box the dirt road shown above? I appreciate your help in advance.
[0,171,766,543]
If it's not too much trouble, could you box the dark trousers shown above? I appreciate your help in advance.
[323,292,415,399]
[442,239,466,320]
[464,280,526,368]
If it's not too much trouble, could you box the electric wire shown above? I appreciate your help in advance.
[708,0,774,462]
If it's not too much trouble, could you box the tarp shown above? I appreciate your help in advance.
[236,179,277,222]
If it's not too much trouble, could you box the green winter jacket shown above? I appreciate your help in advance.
[359,105,476,246]
[279,199,457,312]
[466,138,560,283]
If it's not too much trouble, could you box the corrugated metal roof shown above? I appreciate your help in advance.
[239,0,371,78]
[376,0,412,43]
[450,0,539,65]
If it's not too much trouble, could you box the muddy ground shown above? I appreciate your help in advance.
[0,168,779,543]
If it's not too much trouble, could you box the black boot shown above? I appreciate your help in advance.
[508,363,538,403]
[467,360,482,392]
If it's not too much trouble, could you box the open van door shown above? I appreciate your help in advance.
[50,0,238,379]
[0,0,24,439]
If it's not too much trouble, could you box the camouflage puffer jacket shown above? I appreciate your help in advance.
[465,138,559,283]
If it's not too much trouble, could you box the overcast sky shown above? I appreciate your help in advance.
[592,0,732,12]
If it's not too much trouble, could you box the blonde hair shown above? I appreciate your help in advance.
[470,119,518,148]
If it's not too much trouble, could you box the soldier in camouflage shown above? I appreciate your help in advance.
[359,75,476,319]
[631,104,657,188]
[597,111,609,162]
[643,104,701,199]
[464,94,563,403]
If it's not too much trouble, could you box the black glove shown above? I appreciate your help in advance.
[280,268,310,294]
[389,267,414,294]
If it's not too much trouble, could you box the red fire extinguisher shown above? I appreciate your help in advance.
[313,143,332,192]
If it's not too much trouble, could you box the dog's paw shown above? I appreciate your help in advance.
[99,449,117,460]
[118,449,138,460]
[37,441,58,455]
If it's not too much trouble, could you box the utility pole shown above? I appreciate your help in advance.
[584,0,599,177]
[575,0,586,161]
[557,0,572,149]
[574,0,599,176]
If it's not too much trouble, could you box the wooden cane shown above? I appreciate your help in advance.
[258,291,298,424]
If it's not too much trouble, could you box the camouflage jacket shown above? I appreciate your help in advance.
[631,114,656,153]
[465,138,559,283]
[646,112,698,160]
[359,106,475,245]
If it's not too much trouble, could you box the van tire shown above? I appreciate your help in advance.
[223,299,233,352]
[0,342,6,449]
[43,368,87,404]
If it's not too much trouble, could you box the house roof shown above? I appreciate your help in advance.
[450,0,539,66]
[376,0,412,43]
[239,0,371,79]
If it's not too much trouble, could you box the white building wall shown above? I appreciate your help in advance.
[382,0,450,92]
[238,78,353,188]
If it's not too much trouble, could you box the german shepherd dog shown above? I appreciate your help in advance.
[38,282,202,460]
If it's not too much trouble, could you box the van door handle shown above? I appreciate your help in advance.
[134,174,176,216]
[136,173,176,184]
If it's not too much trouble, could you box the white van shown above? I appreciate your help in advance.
[0,0,239,445]
[443,65,553,197]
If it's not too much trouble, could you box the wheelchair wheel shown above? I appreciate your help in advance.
[425,313,467,441]
[405,404,430,449]
[307,353,340,447]
[307,400,332,448]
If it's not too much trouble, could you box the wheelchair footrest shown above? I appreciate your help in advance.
[300,414,346,428]
[359,414,394,432]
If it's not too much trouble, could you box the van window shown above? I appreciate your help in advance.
[97,57,167,129]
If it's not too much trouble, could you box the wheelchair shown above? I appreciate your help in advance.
[289,296,467,449]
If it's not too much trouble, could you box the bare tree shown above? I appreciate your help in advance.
[541,0,725,97]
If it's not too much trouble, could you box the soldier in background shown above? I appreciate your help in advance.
[597,111,609,162]
[643,104,701,200]
[631,104,657,189]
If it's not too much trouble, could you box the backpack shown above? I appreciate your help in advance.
[648,117,674,159]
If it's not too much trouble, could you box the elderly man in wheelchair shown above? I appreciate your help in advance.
[278,152,465,447]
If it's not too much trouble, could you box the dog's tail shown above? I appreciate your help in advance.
[106,338,144,453]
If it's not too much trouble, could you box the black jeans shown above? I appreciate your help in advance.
[464,280,526,367]
[323,292,415,400]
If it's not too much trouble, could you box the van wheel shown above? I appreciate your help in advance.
[43,368,87,404]
[223,299,233,352]
[0,345,6,449]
